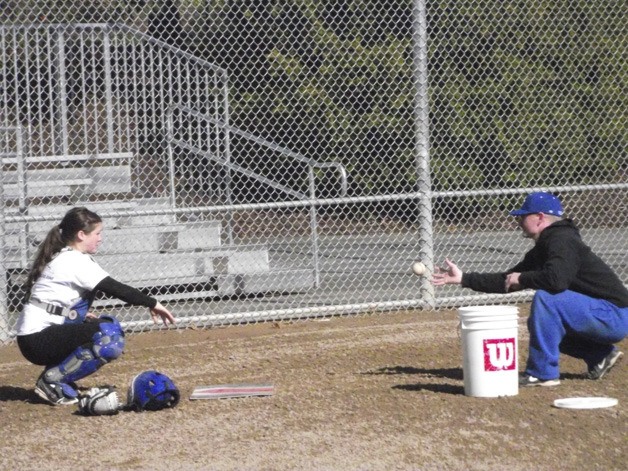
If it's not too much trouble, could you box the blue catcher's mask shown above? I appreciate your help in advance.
[127,370,180,412]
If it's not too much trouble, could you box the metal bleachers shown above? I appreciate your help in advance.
[1,150,315,308]
[1,152,133,200]
[0,24,325,316]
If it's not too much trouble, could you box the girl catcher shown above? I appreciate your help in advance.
[15,207,176,405]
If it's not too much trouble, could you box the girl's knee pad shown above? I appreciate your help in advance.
[93,320,125,361]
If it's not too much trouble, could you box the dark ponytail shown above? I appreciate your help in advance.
[24,207,102,298]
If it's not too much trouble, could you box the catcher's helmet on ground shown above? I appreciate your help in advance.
[127,370,180,411]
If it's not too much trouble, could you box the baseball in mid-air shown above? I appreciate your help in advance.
[411,261,427,276]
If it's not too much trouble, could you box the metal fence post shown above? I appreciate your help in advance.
[54,26,69,156]
[412,0,435,308]
[220,71,235,246]
[102,25,115,153]
[166,106,177,209]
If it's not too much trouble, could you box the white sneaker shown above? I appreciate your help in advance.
[519,374,560,387]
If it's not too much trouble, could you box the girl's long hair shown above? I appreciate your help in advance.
[24,207,102,299]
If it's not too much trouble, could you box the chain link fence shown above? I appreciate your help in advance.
[0,1,626,342]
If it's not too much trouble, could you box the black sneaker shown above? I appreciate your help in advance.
[519,374,560,387]
[34,374,79,406]
[587,350,623,380]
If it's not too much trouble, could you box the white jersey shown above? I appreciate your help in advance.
[16,248,110,335]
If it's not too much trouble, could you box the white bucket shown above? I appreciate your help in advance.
[458,305,519,397]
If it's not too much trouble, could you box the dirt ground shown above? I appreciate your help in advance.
[1,304,626,471]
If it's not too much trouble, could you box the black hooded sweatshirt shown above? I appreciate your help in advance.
[461,219,628,308]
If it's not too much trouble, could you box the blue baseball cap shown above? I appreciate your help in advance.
[509,192,564,216]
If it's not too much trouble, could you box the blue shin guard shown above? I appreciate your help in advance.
[36,318,125,405]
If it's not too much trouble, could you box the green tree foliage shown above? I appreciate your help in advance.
[187,0,624,202]
[190,0,417,199]
[428,0,625,192]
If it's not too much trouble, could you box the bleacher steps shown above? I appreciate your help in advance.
[100,222,223,254]
[97,249,270,282]
[2,151,316,309]
[2,154,133,198]
[3,198,176,232]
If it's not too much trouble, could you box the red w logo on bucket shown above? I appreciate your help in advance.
[483,338,516,371]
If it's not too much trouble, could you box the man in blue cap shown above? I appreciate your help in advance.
[433,192,628,387]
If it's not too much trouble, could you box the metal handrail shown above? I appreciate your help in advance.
[111,24,229,76]
[166,104,350,286]
[167,104,349,200]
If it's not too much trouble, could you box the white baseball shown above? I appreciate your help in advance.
[411,261,426,276]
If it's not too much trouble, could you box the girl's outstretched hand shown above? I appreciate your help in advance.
[150,302,176,325]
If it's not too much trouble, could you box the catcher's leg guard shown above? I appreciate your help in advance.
[35,319,125,405]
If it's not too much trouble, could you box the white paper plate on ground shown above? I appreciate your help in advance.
[553,397,618,409]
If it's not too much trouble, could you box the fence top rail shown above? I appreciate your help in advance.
[432,183,628,198]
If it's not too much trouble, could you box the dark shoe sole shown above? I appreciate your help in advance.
[588,351,623,380]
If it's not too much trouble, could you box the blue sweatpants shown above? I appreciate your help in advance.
[525,290,628,380]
